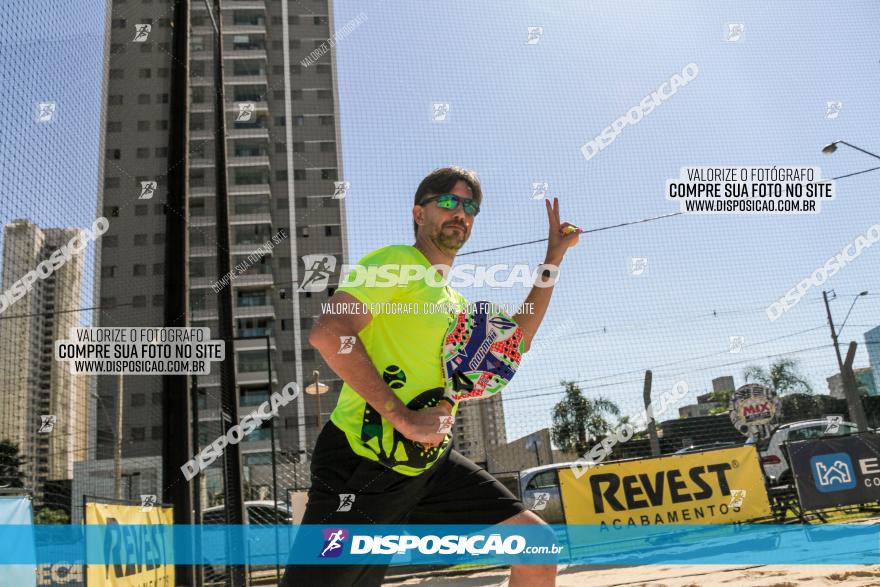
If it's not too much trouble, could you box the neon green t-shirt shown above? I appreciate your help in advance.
[330,244,468,476]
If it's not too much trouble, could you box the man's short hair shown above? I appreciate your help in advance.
[413,167,483,237]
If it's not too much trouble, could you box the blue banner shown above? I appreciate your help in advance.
[0,496,37,587]
[0,523,878,566]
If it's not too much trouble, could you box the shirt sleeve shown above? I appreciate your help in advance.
[336,245,419,308]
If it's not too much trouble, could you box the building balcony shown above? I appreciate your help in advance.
[234,335,276,351]
[190,187,215,198]
[230,211,272,225]
[234,304,275,319]
[227,272,274,287]
[237,369,278,386]
[227,101,268,113]
[190,245,215,257]
[189,215,215,228]
[228,127,269,140]
[193,0,267,8]
[228,183,271,197]
[225,49,268,61]
[228,155,270,167]
[192,308,219,321]
[225,74,268,85]
[190,101,213,113]
[224,24,266,36]
[191,158,215,169]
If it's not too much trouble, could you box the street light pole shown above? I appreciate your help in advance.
[823,290,869,431]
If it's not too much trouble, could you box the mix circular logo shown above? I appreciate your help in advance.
[383,365,406,389]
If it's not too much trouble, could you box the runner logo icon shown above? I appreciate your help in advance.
[320,528,348,558]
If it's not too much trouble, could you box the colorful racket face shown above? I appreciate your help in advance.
[442,301,524,402]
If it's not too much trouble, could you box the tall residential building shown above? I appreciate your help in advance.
[451,395,507,467]
[94,0,346,499]
[866,326,880,393]
[0,220,89,504]
[826,368,877,399]
[712,375,735,393]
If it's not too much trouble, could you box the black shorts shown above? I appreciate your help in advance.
[279,420,526,587]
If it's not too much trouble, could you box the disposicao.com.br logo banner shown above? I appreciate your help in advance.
[2,524,880,566]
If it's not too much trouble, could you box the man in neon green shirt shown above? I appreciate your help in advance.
[281,166,581,587]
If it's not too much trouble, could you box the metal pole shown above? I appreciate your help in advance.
[643,370,660,457]
[163,0,195,584]
[844,342,869,432]
[191,375,203,587]
[267,336,280,582]
[315,370,322,430]
[114,374,123,499]
[823,291,865,431]
[210,0,248,582]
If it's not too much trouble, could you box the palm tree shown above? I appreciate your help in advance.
[0,439,25,489]
[551,381,620,456]
[743,358,813,396]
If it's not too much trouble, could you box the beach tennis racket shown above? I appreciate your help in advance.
[442,301,525,402]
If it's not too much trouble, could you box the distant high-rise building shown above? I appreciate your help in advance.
[826,368,877,399]
[0,219,89,504]
[91,0,346,500]
[712,375,735,393]
[452,395,507,466]
[866,326,880,393]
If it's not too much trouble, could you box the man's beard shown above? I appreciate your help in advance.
[435,222,468,251]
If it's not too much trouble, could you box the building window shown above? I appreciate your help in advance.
[132,295,146,307]
[107,121,122,132]
[108,95,123,105]
[136,147,149,158]
[317,89,331,100]
[137,121,151,131]
[294,169,307,180]
[134,234,147,245]
[156,120,168,130]
[135,204,148,216]
[291,90,302,101]
[103,235,118,247]
[152,294,164,306]
[153,263,164,275]
[292,142,305,152]
[131,428,146,441]
[131,393,146,407]
[320,115,333,126]
[104,177,120,188]
[100,297,116,309]
[155,147,168,157]
[138,68,152,79]
[151,426,162,440]
[320,168,337,180]
[293,115,305,126]
[154,233,165,244]
[157,93,169,103]
[317,64,331,74]
[109,69,124,79]
[101,266,116,278]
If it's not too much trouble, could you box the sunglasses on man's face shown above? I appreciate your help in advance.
[421,193,481,217]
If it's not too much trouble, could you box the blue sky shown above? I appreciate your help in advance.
[331,0,880,439]
[2,1,879,443]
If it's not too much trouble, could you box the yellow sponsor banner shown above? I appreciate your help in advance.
[559,446,770,526]
[85,502,174,587]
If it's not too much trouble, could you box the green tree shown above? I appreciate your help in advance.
[743,358,813,396]
[0,439,24,489]
[551,381,620,456]
[34,507,70,524]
